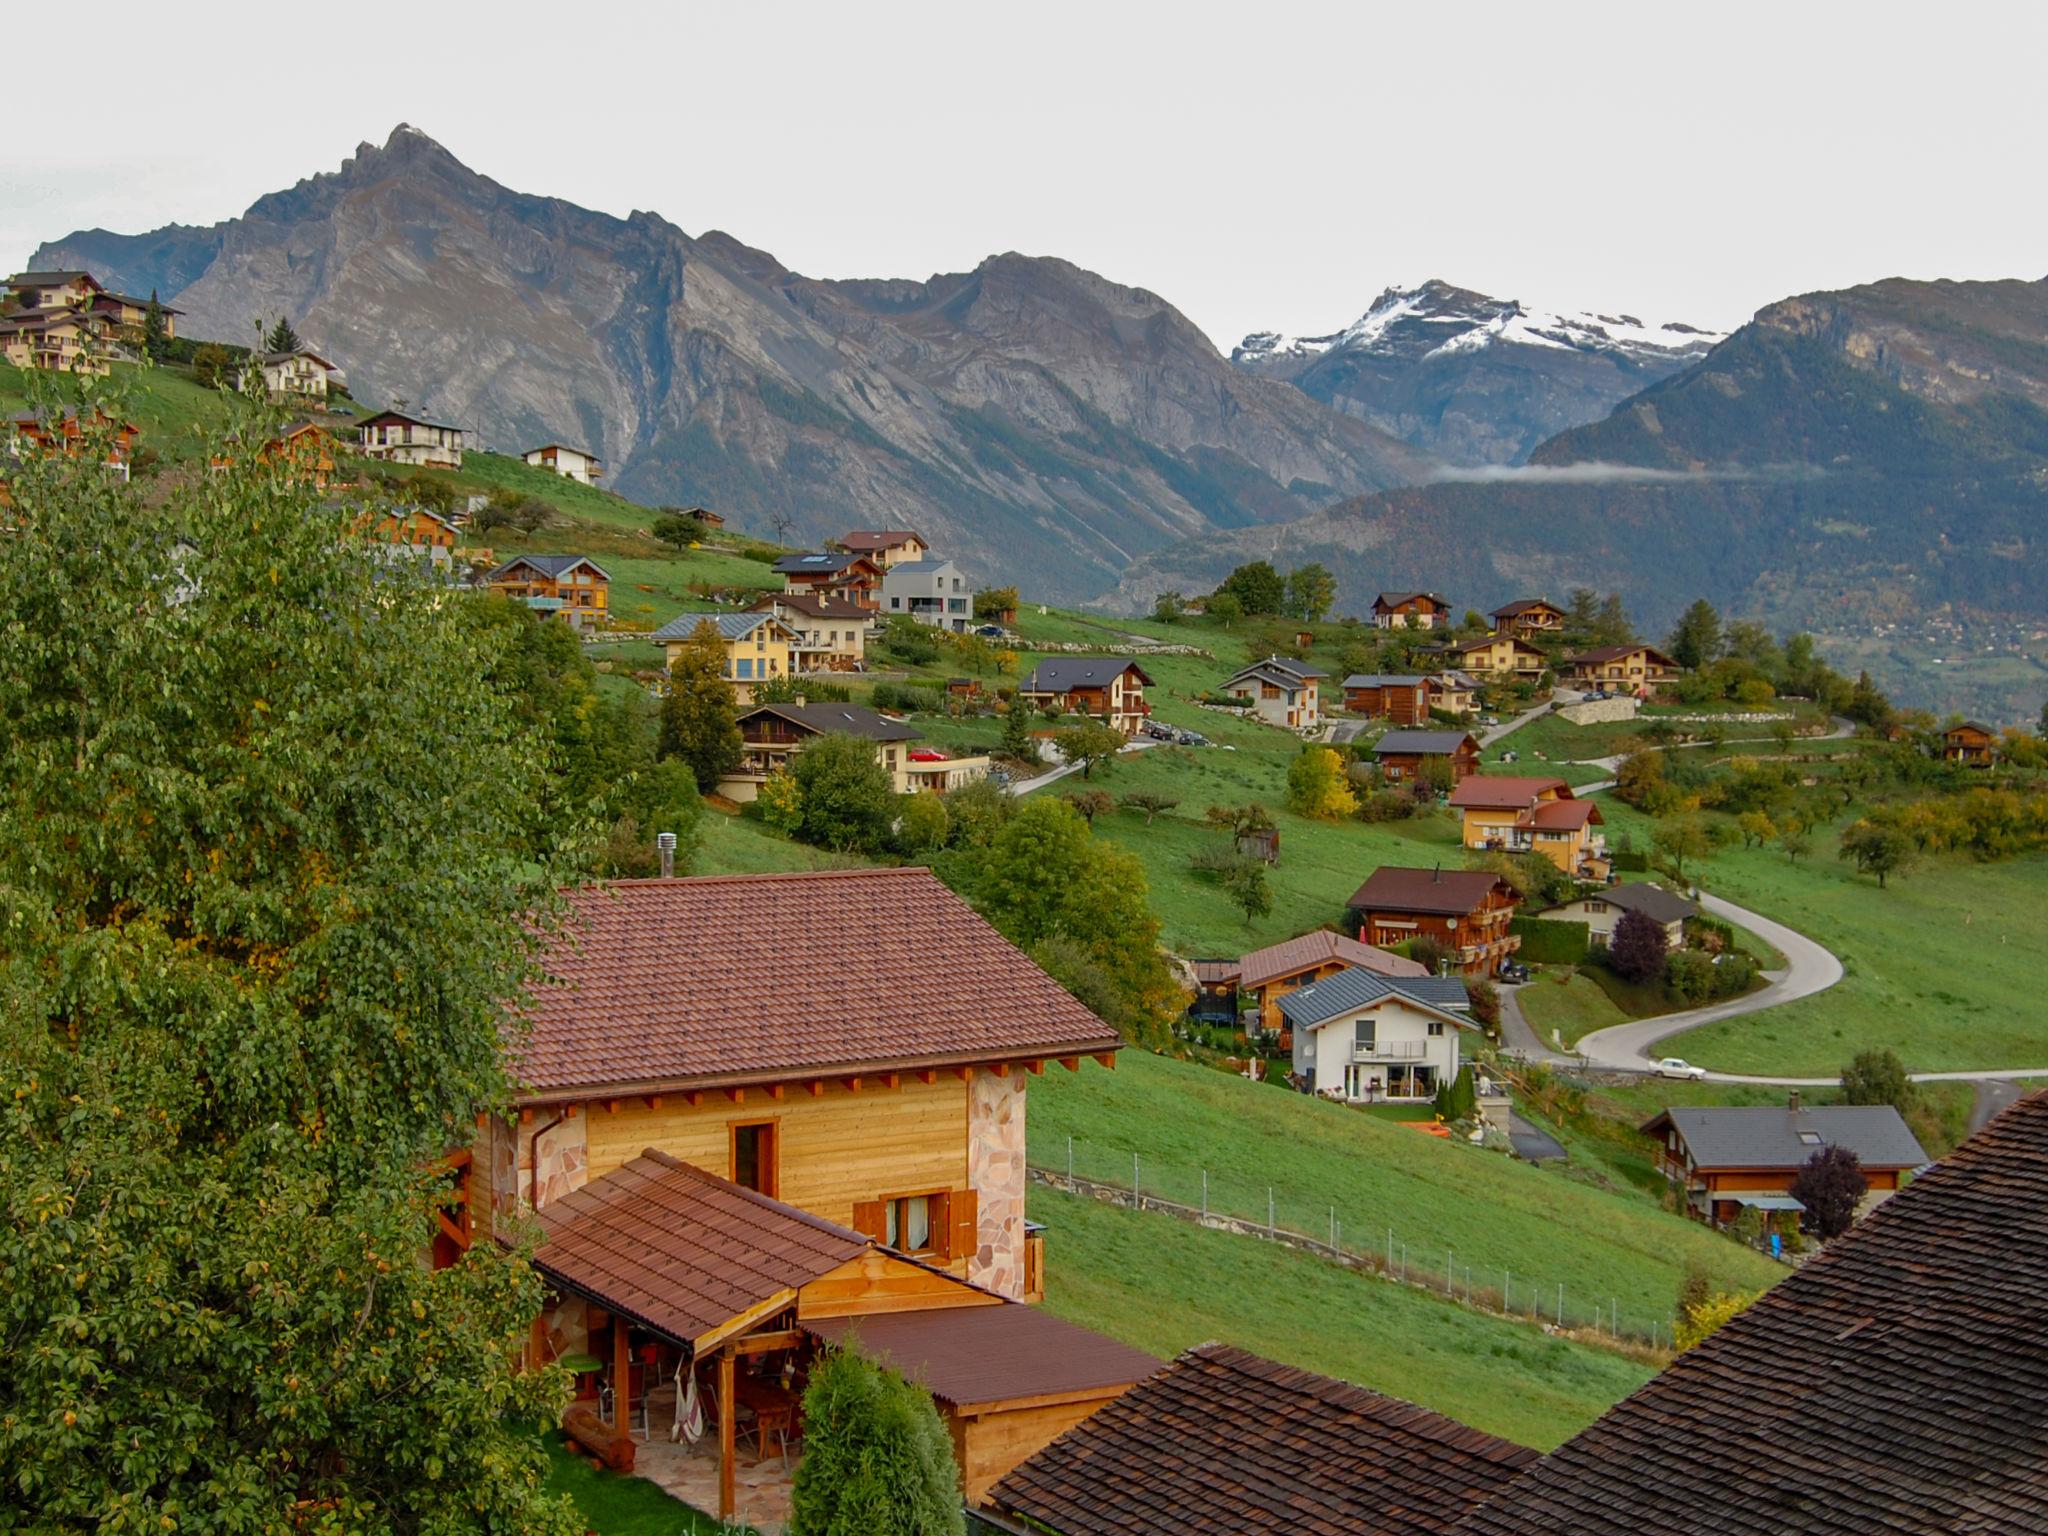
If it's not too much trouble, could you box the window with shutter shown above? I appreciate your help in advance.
[850,1199,885,1241]
[950,1189,978,1265]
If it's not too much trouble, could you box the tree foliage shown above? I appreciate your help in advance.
[657,619,744,790]
[1000,699,1042,764]
[264,313,302,353]
[1286,746,1357,821]
[1121,791,1180,824]
[1840,1048,1914,1109]
[652,510,698,551]
[973,585,1018,621]
[897,788,951,855]
[1051,720,1125,778]
[1215,560,1286,616]
[790,1346,964,1536]
[0,383,577,1530]
[791,732,897,853]
[1839,817,1916,888]
[1790,1145,1869,1239]
[1606,907,1671,985]
[1666,597,1724,671]
[1285,562,1336,621]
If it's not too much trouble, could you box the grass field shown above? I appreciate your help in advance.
[1031,1050,1782,1332]
[1517,970,1632,1048]
[1597,800,2048,1074]
[1034,1187,1653,1451]
[0,359,263,462]
[542,1431,724,1534]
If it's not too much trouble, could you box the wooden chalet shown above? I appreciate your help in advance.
[1347,866,1520,976]
[1942,720,1997,767]
[1449,775,1607,878]
[1561,643,1680,694]
[1015,657,1154,735]
[1639,1094,1928,1229]
[1372,591,1452,630]
[1342,674,1431,723]
[263,422,344,487]
[684,505,726,529]
[1489,597,1567,634]
[1231,929,1426,1035]
[485,554,610,630]
[6,408,138,477]
[835,528,929,568]
[775,551,883,609]
[1372,729,1480,786]
[455,868,1145,1520]
[1430,632,1548,680]
[523,442,602,484]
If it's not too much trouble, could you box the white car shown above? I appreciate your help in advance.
[1656,1057,1708,1080]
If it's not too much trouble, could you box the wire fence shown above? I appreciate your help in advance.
[1034,1135,1676,1353]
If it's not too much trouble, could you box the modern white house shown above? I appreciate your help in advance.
[1280,967,1478,1102]
[357,410,464,469]
[522,443,602,484]
[1222,657,1327,731]
[1535,882,1697,946]
[880,557,975,632]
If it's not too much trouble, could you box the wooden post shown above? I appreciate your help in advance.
[528,1314,546,1374]
[718,1348,737,1522]
[613,1319,631,1436]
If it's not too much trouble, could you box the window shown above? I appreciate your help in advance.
[885,1195,933,1254]
[1798,1130,1822,1145]
[730,1121,778,1197]
[1427,1020,1444,1037]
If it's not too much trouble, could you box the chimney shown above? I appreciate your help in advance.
[1788,1089,1802,1113]
[1432,863,1442,882]
[656,831,677,879]
[793,693,807,708]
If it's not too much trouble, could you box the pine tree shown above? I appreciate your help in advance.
[141,289,169,361]
[265,314,302,353]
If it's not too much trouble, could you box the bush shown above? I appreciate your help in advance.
[1841,1047,1913,1109]
[790,733,897,853]
[790,1346,963,1536]
[1356,789,1418,823]
[1607,908,1670,986]
[1663,948,1714,1004]
[1433,1064,1478,1123]
[1508,916,1591,966]
[1463,978,1502,1030]
[1408,934,1451,975]
[1790,1146,1868,1239]
[898,789,950,855]
[1286,746,1357,821]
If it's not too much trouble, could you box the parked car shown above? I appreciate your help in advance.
[974,624,1008,639]
[1480,714,1500,726]
[1496,961,1530,984]
[1655,1057,1709,1080]
[1141,720,1176,741]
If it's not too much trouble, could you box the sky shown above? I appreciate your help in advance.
[6,0,2045,352]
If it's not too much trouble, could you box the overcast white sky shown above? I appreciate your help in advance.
[6,0,2044,351]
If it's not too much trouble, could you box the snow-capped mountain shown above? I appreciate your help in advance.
[1233,280,1725,465]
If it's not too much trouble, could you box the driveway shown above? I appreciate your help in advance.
[1480,699,1556,748]
[1507,1112,1567,1161]
[1005,736,1159,796]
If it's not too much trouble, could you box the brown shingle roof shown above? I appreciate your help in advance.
[1459,1091,2048,1536]
[528,1150,869,1349]
[516,869,1121,1097]
[1514,799,1601,831]
[1349,867,1515,917]
[753,590,870,620]
[802,1306,1161,1410]
[1448,776,1572,810]
[1564,644,1678,668]
[991,1342,1537,1536]
[1238,929,1426,991]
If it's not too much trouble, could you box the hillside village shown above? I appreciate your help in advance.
[7,259,2048,1536]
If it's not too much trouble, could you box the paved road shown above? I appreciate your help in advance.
[1496,982,1574,1066]
[1480,699,1559,748]
[1507,1112,1567,1161]
[1006,736,1159,797]
[1971,1079,2029,1133]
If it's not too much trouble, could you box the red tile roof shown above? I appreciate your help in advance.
[802,1306,1161,1410]
[528,1150,869,1348]
[1460,1092,2048,1536]
[992,1342,1536,1536]
[515,869,1121,1097]
[1448,776,1573,810]
[1349,867,1516,917]
[1238,929,1427,991]
[1514,799,1602,831]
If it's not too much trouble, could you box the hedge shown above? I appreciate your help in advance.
[1509,915,1591,966]
[1612,847,1650,872]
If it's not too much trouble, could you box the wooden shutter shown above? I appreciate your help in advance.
[927,1191,951,1258]
[851,1199,886,1242]
[950,1189,979,1267]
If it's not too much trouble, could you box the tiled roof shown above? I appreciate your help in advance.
[838,529,925,550]
[802,1306,1160,1410]
[1349,867,1514,917]
[515,869,1121,1096]
[753,591,869,620]
[1375,730,1477,756]
[1018,657,1153,692]
[1448,776,1572,810]
[6,270,98,286]
[992,1342,1537,1536]
[529,1150,869,1349]
[737,701,920,743]
[1641,1104,1929,1172]
[1565,644,1677,667]
[886,557,954,576]
[487,554,610,582]
[1375,591,1450,609]
[1342,674,1430,689]
[1459,1094,2048,1536]
[774,552,873,575]
[1238,930,1426,991]
[649,610,784,642]
[1276,967,1479,1030]
[1514,799,1601,831]
[1594,882,1696,924]
[1491,599,1560,617]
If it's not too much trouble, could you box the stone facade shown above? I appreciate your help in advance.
[474,1113,521,1239]
[968,1073,1028,1298]
[517,1103,589,1213]
[1558,695,1639,726]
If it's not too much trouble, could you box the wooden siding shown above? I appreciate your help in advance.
[797,1251,1003,1320]
[956,1396,1123,1505]
[581,1074,970,1236]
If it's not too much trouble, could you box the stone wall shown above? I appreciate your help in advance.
[1557,696,1638,726]
[517,1104,590,1213]
[968,1073,1028,1298]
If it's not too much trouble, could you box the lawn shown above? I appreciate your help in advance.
[1517,970,1631,1049]
[691,809,881,876]
[1596,799,2048,1075]
[0,359,265,463]
[1031,1050,1782,1333]
[542,1431,728,1534]
[1033,1187,1654,1451]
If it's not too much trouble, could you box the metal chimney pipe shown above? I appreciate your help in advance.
[656,831,677,879]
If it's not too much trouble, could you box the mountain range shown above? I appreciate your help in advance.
[1231,280,1721,465]
[31,126,1428,601]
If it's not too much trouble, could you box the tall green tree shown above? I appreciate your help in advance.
[791,1347,963,1536]
[791,731,897,853]
[141,288,170,361]
[1285,562,1336,622]
[658,619,744,790]
[1215,560,1285,616]
[0,385,576,1530]
[264,313,302,353]
[1840,817,1916,889]
[1666,598,1724,670]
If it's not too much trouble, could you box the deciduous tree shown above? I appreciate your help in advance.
[1790,1146,1869,1239]
[1840,1047,1914,1109]
[1606,906,1670,985]
[658,619,744,790]
[1839,817,1916,888]
[1286,745,1358,820]
[1285,562,1336,622]
[652,510,698,551]
[1052,719,1125,778]
[1121,790,1180,824]
[791,731,897,853]
[898,788,951,855]
[1062,788,1114,825]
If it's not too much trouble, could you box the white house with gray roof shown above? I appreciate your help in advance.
[1222,657,1327,731]
[1537,882,1698,946]
[1280,968,1477,1102]
[881,557,975,632]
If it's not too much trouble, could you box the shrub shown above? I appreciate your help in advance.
[1674,1287,1757,1350]
[1840,1047,1914,1109]
[897,789,950,855]
[791,733,897,853]
[1663,948,1714,1004]
[1408,934,1451,975]
[790,1346,964,1536]
[1791,1146,1869,1239]
[1606,908,1669,985]
[1286,745,1357,820]
[1433,1064,1478,1123]
[1508,916,1590,966]
[1356,789,1417,823]
[758,769,804,833]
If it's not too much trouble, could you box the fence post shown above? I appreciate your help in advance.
[1335,1217,1342,1259]
[1447,1248,1454,1296]
[1066,1135,1072,1184]
[1400,1243,1406,1283]
[1268,1188,1275,1239]
[1387,1228,1394,1269]
[1557,1282,1563,1328]
[1329,1208,1336,1256]
[1132,1153,1140,1209]
[1612,1297,1619,1337]
[1504,1269,1511,1313]
[1201,1169,1208,1222]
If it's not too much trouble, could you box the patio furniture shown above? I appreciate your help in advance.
[735,1376,797,1467]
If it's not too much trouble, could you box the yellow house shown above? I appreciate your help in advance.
[1448,775,1608,878]
[0,311,110,375]
[752,591,870,671]
[653,610,797,704]
[1434,632,1548,679]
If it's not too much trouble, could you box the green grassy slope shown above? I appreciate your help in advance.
[1031,1051,1782,1331]
[1034,1188,1653,1451]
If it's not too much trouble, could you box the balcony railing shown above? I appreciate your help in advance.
[1355,1040,1428,1061]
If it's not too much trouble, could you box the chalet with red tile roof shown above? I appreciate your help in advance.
[1222,929,1426,1034]
[1489,597,1567,634]
[750,590,870,671]
[1449,775,1606,877]
[465,868,1135,1520]
[1458,1094,2048,1536]
[1560,643,1679,695]
[993,1342,1536,1536]
[775,550,883,609]
[1348,866,1521,975]
[1373,590,1453,629]
[835,528,929,567]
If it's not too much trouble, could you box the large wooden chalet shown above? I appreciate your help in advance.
[1942,720,1997,767]
[775,551,883,610]
[1489,597,1567,634]
[458,868,1152,1519]
[1347,866,1521,976]
[1015,657,1154,735]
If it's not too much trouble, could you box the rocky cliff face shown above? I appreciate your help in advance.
[32,127,1428,602]
[1232,279,1722,465]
